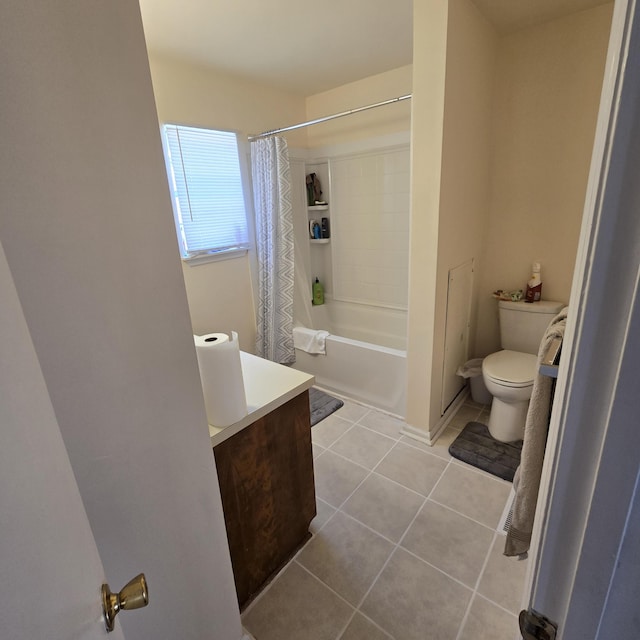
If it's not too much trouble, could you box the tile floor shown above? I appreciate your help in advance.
[242,398,527,640]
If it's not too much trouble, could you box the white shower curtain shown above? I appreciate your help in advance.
[251,136,295,364]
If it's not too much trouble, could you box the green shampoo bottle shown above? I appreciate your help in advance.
[312,277,324,305]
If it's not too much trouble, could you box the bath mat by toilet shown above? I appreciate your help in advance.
[448,422,522,482]
[309,387,344,427]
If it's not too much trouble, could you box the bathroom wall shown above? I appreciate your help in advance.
[305,65,412,149]
[406,0,497,437]
[148,52,308,145]
[146,53,414,352]
[474,3,614,356]
[147,53,308,351]
[433,0,497,416]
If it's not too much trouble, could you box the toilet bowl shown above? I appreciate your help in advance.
[481,299,564,443]
[482,350,537,442]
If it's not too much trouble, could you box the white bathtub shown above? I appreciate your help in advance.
[292,300,407,416]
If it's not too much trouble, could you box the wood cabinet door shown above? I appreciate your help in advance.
[214,391,316,607]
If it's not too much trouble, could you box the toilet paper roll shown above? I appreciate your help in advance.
[194,331,248,427]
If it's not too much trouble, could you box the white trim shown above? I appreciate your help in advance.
[182,247,248,266]
[401,388,469,445]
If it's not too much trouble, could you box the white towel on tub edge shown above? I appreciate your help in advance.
[293,326,329,354]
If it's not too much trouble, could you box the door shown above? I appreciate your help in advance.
[522,1,640,637]
[0,2,242,639]
[0,243,123,640]
[441,260,473,414]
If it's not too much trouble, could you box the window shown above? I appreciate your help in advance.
[161,124,249,262]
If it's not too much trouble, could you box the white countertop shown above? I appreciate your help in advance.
[209,351,314,447]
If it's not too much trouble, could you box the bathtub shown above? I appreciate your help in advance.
[292,300,407,416]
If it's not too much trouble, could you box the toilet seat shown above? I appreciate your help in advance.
[483,350,537,388]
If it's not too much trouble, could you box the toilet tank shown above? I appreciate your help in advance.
[499,300,565,354]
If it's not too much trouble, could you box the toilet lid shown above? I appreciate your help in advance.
[483,350,537,387]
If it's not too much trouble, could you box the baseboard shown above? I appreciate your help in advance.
[431,388,469,442]
[400,423,433,444]
[400,388,469,446]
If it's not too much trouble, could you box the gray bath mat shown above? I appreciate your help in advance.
[309,387,344,426]
[448,422,522,482]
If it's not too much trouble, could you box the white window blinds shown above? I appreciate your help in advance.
[162,124,249,259]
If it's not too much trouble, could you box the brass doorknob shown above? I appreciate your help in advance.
[101,573,149,632]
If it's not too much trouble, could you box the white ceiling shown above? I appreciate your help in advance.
[138,0,611,97]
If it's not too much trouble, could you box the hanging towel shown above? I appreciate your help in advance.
[504,306,569,557]
[293,326,329,355]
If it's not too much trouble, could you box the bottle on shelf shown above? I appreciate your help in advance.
[312,277,324,306]
[321,217,330,239]
[309,220,322,239]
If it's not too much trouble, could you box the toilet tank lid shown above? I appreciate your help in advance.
[498,300,565,314]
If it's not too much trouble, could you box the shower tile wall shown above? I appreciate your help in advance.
[330,147,411,309]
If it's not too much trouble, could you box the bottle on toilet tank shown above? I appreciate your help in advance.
[525,262,542,303]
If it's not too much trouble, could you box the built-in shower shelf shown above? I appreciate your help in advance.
[310,238,330,244]
[308,204,329,211]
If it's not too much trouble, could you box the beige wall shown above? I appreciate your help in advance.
[149,52,308,144]
[147,52,413,352]
[147,2,611,431]
[408,1,611,437]
[406,0,497,436]
[305,66,412,149]
[147,53,307,351]
[405,0,449,434]
[432,0,497,425]
[474,3,613,356]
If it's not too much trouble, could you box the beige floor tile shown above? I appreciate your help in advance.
[330,425,396,470]
[309,498,336,534]
[398,435,432,453]
[458,595,519,640]
[478,407,491,425]
[357,410,405,439]
[477,536,528,614]
[313,450,370,507]
[312,414,353,448]
[342,472,424,542]
[375,442,448,496]
[339,613,393,640]
[361,548,472,640]
[297,511,394,606]
[401,500,494,587]
[312,442,325,459]
[242,562,353,640]
[400,426,459,460]
[449,403,484,430]
[430,463,511,528]
[335,399,371,423]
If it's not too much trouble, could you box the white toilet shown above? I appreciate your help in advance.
[482,300,564,442]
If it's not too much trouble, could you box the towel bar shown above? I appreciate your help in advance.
[539,336,562,378]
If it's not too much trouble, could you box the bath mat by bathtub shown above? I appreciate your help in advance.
[448,422,522,482]
[309,387,344,427]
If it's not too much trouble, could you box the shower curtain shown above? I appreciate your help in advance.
[251,136,295,364]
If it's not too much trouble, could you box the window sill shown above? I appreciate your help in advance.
[182,247,248,266]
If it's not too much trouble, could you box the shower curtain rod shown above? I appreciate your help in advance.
[248,94,412,141]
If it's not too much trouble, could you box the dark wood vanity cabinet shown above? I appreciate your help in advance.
[213,390,316,608]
